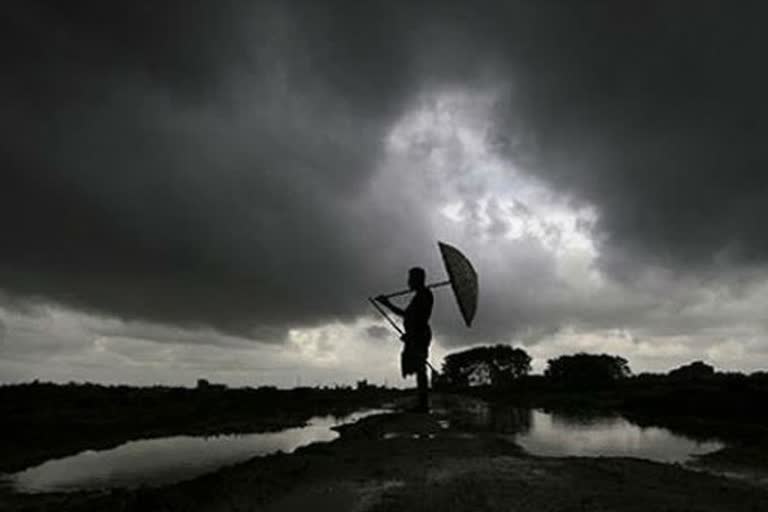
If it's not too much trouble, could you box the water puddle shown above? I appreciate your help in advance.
[516,410,724,463]
[450,401,724,463]
[3,409,388,493]
[2,401,730,494]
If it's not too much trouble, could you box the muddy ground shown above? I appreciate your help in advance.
[4,394,768,512]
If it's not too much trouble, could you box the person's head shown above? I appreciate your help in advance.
[408,267,426,290]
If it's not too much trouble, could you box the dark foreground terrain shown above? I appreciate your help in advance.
[4,389,768,511]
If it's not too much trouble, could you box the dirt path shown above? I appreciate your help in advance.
[5,396,768,511]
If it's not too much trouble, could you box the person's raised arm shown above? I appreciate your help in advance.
[375,295,405,317]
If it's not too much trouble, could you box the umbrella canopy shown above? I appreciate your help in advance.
[438,241,478,327]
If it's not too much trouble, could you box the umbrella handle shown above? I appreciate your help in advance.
[368,297,403,335]
[382,280,451,299]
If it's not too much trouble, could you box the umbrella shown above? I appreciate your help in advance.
[436,241,478,327]
[369,240,478,328]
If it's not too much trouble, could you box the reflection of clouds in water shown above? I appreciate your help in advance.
[517,410,724,463]
[13,428,339,493]
[11,409,387,493]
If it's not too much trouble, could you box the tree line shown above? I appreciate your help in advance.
[433,344,729,390]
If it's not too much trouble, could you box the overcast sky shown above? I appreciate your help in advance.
[2,1,768,387]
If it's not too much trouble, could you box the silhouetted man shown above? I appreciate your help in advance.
[376,267,433,412]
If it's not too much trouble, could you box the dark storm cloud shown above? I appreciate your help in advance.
[0,0,427,337]
[487,2,768,273]
[2,1,767,345]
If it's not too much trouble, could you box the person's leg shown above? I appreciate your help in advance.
[416,363,429,411]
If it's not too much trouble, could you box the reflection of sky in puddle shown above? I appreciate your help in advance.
[516,410,724,463]
[5,409,388,493]
[4,404,728,494]
[375,404,723,464]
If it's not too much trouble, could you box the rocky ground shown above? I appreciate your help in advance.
[4,395,768,511]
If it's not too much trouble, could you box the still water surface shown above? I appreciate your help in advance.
[5,405,725,493]
[454,402,724,463]
[516,410,723,462]
[5,409,386,493]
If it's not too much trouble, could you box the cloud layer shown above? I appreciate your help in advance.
[2,2,768,384]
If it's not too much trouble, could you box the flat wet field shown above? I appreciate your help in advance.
[3,393,768,511]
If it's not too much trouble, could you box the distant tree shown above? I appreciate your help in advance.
[668,361,715,380]
[356,379,380,391]
[441,345,531,388]
[544,353,631,387]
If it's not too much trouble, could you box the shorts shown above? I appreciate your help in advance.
[400,332,430,378]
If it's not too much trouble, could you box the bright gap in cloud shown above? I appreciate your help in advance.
[380,86,602,285]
